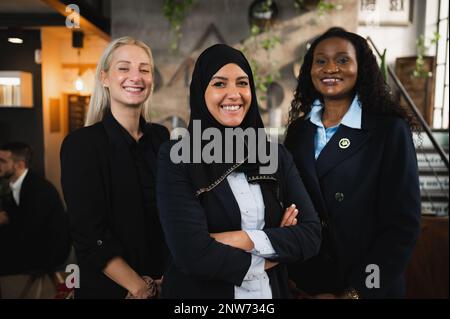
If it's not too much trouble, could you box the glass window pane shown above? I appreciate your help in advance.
[440,0,448,20]
[433,108,442,128]
[443,86,449,128]
[434,65,445,108]
[437,21,448,64]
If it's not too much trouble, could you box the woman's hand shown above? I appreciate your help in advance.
[210,204,299,250]
[128,278,153,299]
[155,276,163,297]
[103,256,156,299]
[0,211,9,226]
[280,204,298,227]
[127,276,157,299]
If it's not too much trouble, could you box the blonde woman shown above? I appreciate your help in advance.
[60,37,169,299]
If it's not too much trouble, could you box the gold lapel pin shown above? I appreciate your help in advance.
[339,138,350,149]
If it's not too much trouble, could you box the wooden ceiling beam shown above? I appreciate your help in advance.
[41,0,110,41]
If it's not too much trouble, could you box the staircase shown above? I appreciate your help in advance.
[414,130,449,216]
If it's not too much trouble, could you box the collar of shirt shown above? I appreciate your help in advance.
[105,109,150,148]
[9,168,28,205]
[306,94,362,130]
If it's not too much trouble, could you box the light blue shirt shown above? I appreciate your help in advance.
[306,95,362,159]
[227,172,276,299]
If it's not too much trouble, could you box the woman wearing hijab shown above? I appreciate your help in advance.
[156,44,321,299]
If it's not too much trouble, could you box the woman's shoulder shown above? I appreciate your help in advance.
[148,123,170,141]
[61,123,107,153]
[367,113,411,134]
[286,116,309,132]
[157,139,183,164]
[264,142,294,174]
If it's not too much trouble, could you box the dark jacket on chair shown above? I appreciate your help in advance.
[284,112,421,298]
[60,112,169,299]
[157,142,321,299]
[0,171,70,275]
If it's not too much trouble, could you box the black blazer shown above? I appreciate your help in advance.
[60,115,169,299]
[157,142,321,298]
[0,170,70,275]
[284,112,421,298]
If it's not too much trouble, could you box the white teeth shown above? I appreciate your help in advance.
[124,87,143,92]
[322,78,341,83]
[222,105,241,111]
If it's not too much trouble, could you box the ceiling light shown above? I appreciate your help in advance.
[8,37,23,44]
[75,76,84,91]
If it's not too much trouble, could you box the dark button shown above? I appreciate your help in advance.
[97,240,103,246]
[335,192,344,202]
[321,220,328,228]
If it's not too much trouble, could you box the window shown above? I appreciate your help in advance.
[433,0,449,128]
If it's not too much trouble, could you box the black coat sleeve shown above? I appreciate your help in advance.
[349,119,421,298]
[263,145,322,264]
[152,123,170,141]
[283,119,298,153]
[156,142,252,286]
[60,129,123,273]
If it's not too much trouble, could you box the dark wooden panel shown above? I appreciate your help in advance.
[67,94,90,133]
[405,216,449,298]
[395,56,436,126]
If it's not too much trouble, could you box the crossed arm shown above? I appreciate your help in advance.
[210,204,299,270]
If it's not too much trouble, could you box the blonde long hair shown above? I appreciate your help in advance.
[85,36,154,126]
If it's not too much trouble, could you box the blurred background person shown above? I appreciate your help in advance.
[0,142,70,276]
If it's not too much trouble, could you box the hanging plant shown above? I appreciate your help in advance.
[293,0,343,24]
[163,0,195,53]
[293,0,319,11]
[248,0,279,29]
[413,32,440,79]
[241,24,281,102]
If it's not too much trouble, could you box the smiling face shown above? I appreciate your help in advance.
[204,63,252,127]
[102,44,153,109]
[311,37,358,103]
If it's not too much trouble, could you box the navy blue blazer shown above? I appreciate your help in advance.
[156,142,321,298]
[285,112,421,298]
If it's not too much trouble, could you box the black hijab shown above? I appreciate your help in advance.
[186,44,272,196]
[188,44,264,132]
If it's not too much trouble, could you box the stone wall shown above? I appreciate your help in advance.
[111,0,359,129]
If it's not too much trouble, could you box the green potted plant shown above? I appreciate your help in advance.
[163,0,196,53]
[413,32,440,79]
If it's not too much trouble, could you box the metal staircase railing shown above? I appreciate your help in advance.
[367,36,449,216]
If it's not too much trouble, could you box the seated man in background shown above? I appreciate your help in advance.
[0,142,70,275]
